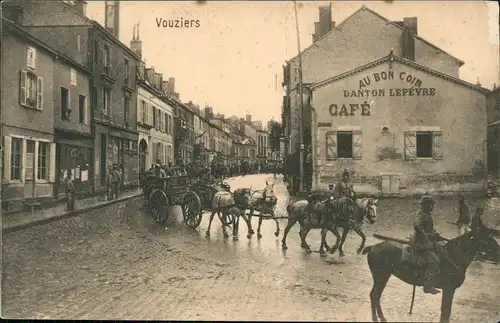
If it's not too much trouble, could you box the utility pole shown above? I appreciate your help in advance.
[293,0,305,192]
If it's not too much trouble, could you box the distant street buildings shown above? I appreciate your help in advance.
[1,0,282,210]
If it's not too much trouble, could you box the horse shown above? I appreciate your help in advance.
[281,196,377,255]
[244,180,279,239]
[362,213,500,323]
[326,197,378,256]
[205,187,252,241]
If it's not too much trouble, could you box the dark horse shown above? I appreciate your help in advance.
[362,214,500,323]
[281,196,377,255]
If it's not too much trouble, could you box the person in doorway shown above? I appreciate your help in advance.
[111,164,122,199]
[65,169,75,211]
[409,194,443,295]
[105,167,115,201]
[456,195,471,235]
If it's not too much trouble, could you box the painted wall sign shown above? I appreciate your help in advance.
[343,87,436,98]
[329,101,371,116]
[318,122,332,127]
[358,71,423,88]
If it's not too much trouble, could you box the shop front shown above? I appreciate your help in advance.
[93,123,139,193]
[55,130,93,197]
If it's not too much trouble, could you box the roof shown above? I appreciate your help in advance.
[309,51,490,94]
[3,17,90,74]
[289,5,464,67]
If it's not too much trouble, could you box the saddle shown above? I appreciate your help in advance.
[401,245,426,267]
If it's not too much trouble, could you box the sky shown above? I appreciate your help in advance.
[86,1,499,123]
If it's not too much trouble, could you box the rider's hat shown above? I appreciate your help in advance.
[419,195,435,205]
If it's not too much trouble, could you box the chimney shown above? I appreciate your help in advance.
[162,80,169,94]
[130,23,143,59]
[204,107,213,119]
[145,68,155,84]
[138,61,146,80]
[476,77,482,87]
[155,72,162,89]
[246,114,252,124]
[312,4,334,42]
[104,1,120,38]
[73,0,87,16]
[402,17,417,61]
[168,77,176,97]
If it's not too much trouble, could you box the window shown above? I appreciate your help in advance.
[20,70,43,110]
[11,138,22,181]
[140,100,147,123]
[404,131,443,160]
[124,95,130,124]
[94,40,99,62]
[103,44,111,73]
[37,142,49,180]
[77,35,81,52]
[325,131,362,160]
[103,88,110,116]
[152,106,157,128]
[79,94,87,124]
[123,58,130,85]
[165,113,169,134]
[160,112,165,132]
[70,68,77,86]
[27,47,36,69]
[147,104,153,125]
[61,87,70,120]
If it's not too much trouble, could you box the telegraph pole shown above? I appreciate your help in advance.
[293,0,305,192]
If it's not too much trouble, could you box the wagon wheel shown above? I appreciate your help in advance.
[218,212,235,226]
[149,188,170,224]
[144,184,154,205]
[182,191,202,229]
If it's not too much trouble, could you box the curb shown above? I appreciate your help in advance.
[3,194,142,234]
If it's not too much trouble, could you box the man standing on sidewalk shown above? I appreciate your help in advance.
[106,167,115,201]
[112,164,122,200]
[65,169,75,211]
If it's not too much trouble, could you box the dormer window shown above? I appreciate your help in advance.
[27,47,36,70]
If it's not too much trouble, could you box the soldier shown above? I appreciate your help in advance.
[456,195,471,235]
[105,166,115,201]
[332,169,355,199]
[65,169,75,211]
[155,164,167,178]
[409,194,442,295]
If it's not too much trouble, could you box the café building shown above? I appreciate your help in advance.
[310,51,490,196]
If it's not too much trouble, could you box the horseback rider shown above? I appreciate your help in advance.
[333,169,355,199]
[409,194,442,295]
[456,194,471,235]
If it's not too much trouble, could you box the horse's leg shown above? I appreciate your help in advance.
[274,217,280,237]
[328,227,341,254]
[232,211,239,241]
[206,210,216,237]
[319,228,328,256]
[370,269,391,322]
[300,227,312,252]
[281,218,297,250]
[247,209,255,236]
[220,211,229,239]
[338,227,350,257]
[439,288,456,323]
[354,227,367,254]
[257,213,264,239]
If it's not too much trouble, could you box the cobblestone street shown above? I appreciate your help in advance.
[3,174,500,321]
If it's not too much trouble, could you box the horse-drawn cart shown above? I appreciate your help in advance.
[141,173,233,228]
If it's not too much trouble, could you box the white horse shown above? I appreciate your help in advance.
[244,180,279,239]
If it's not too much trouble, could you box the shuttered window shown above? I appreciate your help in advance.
[404,130,443,160]
[326,130,363,160]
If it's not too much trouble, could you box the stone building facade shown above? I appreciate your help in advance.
[282,5,469,193]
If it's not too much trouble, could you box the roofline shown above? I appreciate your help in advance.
[91,21,141,61]
[309,53,490,94]
[288,5,464,66]
[3,18,91,75]
[137,79,177,107]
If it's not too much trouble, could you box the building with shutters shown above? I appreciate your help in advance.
[309,51,489,196]
[6,0,141,193]
[1,18,58,208]
[136,62,175,171]
[282,4,489,195]
[174,98,195,166]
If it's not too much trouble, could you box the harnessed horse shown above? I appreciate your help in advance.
[243,180,279,239]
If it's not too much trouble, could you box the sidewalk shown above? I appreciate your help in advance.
[2,188,142,233]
